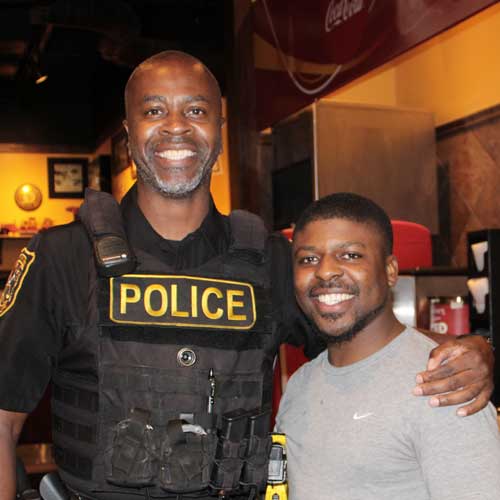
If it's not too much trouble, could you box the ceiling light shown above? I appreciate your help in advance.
[35,72,48,85]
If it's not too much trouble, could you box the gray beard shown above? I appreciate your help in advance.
[317,292,388,346]
[136,159,211,199]
[133,138,221,199]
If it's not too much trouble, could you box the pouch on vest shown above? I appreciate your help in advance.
[158,418,216,493]
[210,409,250,494]
[240,409,272,493]
[107,407,157,487]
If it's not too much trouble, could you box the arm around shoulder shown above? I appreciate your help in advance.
[415,331,494,416]
[0,409,28,500]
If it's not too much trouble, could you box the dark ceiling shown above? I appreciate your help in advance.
[0,0,228,151]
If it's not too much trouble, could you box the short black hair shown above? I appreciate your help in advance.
[294,192,393,256]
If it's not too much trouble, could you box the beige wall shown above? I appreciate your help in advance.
[0,152,90,229]
[330,3,500,126]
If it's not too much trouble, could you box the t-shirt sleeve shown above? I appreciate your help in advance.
[413,402,500,499]
[268,233,326,359]
[0,232,68,412]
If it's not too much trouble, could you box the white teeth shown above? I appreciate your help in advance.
[317,293,354,305]
[156,149,196,160]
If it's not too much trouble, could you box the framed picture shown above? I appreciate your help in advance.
[48,157,88,198]
[111,128,131,175]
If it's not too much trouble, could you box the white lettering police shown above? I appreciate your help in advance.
[325,0,365,32]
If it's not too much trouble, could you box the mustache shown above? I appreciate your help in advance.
[309,278,359,298]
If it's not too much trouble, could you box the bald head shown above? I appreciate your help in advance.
[124,51,221,116]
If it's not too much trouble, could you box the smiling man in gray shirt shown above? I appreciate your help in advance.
[276,193,500,500]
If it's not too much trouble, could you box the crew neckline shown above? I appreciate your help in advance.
[320,327,416,375]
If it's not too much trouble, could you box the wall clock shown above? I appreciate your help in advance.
[14,184,43,211]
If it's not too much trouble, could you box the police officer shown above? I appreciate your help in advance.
[0,51,494,500]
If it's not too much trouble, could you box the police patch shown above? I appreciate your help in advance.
[110,274,256,330]
[0,247,36,317]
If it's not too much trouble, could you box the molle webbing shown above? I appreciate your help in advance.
[53,415,96,444]
[54,382,98,412]
[54,446,93,480]
[52,378,99,478]
[228,210,267,255]
[102,372,260,399]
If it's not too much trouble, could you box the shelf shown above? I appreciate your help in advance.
[0,234,35,240]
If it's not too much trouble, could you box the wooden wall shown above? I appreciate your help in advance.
[436,105,500,267]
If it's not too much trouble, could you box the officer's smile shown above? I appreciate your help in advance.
[150,138,200,165]
[155,149,197,161]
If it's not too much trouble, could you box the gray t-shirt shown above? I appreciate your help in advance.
[275,327,500,500]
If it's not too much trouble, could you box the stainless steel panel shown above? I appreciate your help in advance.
[315,100,438,233]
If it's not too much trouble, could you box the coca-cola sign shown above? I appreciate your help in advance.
[254,0,388,65]
[253,0,497,129]
[325,0,369,33]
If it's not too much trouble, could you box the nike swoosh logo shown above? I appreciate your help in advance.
[353,412,374,420]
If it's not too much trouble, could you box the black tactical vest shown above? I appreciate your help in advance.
[51,190,280,499]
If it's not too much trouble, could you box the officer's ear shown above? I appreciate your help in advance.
[123,120,131,157]
[386,255,399,288]
[217,117,225,157]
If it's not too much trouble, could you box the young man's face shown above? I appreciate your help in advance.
[124,57,222,198]
[292,217,398,343]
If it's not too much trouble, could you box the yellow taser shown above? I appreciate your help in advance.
[265,433,288,500]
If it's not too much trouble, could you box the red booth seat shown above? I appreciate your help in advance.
[391,220,432,270]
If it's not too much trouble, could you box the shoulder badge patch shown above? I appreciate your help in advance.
[0,247,36,317]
